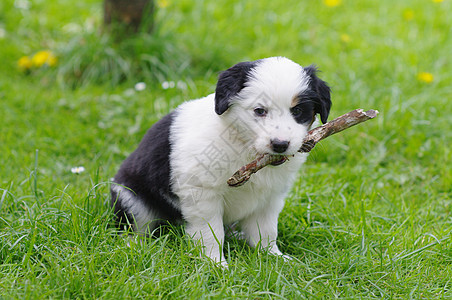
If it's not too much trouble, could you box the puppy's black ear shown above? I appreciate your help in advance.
[304,65,332,124]
[215,61,255,115]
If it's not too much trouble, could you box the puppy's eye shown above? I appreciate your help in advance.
[254,107,267,117]
[290,106,302,117]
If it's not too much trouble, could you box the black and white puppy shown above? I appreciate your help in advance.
[111,57,331,265]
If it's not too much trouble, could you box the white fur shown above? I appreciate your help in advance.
[169,57,313,264]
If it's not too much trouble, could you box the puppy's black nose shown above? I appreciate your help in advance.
[271,139,290,153]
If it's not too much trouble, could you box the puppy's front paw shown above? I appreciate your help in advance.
[267,247,293,262]
[201,253,228,268]
[280,254,293,261]
[219,259,229,268]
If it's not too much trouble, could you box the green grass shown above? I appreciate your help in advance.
[1,0,451,298]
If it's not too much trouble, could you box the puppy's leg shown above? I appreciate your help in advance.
[240,195,288,258]
[186,215,226,265]
[181,191,227,265]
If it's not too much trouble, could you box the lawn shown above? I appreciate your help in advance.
[1,0,451,298]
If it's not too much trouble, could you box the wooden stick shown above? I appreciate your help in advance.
[227,109,379,187]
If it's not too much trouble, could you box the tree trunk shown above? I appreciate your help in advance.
[104,0,155,34]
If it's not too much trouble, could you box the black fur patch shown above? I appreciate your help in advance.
[303,65,332,124]
[214,61,257,115]
[290,93,317,125]
[111,111,182,226]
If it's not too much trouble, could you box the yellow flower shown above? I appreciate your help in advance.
[417,72,434,83]
[32,50,49,67]
[340,34,351,43]
[432,0,443,3]
[403,9,415,21]
[31,50,57,68]
[324,0,342,7]
[157,0,170,8]
[18,56,33,70]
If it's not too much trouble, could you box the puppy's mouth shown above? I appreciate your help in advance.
[269,155,288,166]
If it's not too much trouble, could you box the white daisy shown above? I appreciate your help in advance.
[71,166,85,174]
[162,81,175,89]
[134,82,146,91]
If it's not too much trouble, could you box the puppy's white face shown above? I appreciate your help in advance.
[215,57,331,157]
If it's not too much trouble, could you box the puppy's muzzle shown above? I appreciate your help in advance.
[270,139,290,154]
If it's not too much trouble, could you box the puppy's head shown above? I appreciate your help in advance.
[215,57,331,156]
